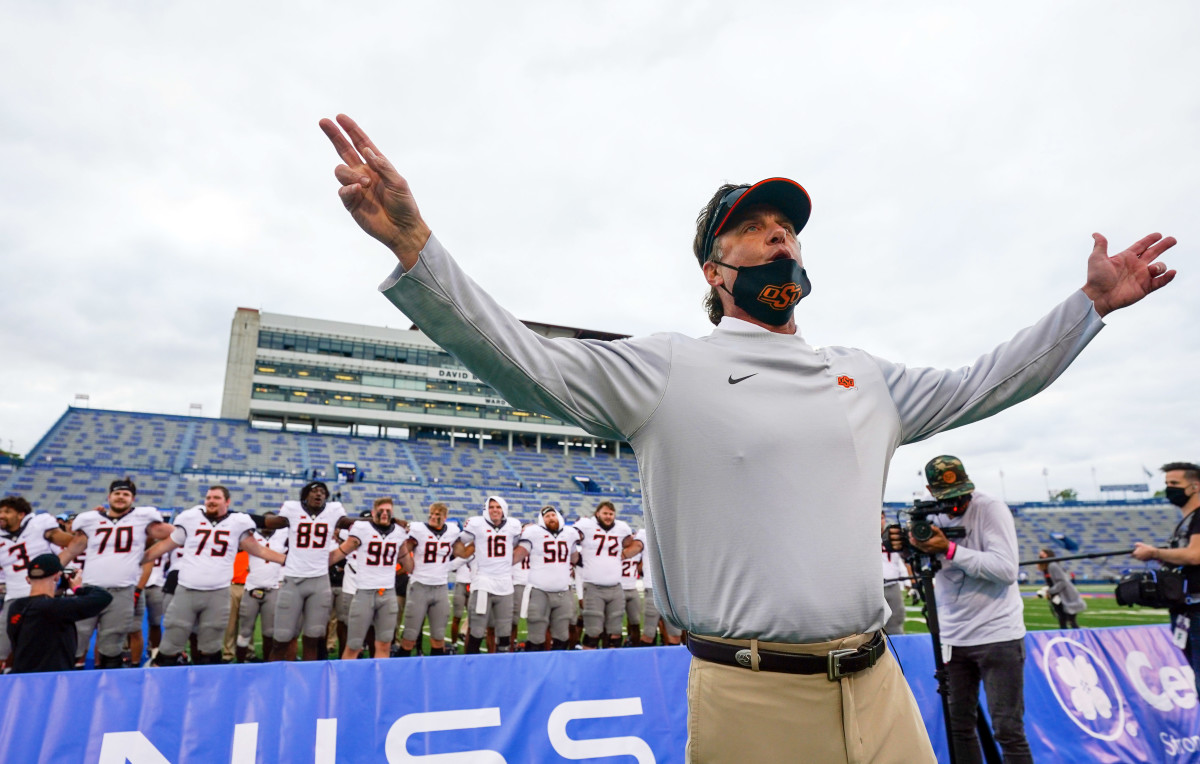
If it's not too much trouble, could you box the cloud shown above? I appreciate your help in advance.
[2,1,1197,502]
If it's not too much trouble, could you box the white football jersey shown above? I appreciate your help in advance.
[278,500,346,578]
[169,508,257,591]
[1,513,61,600]
[574,516,633,586]
[459,515,522,595]
[408,521,463,586]
[519,524,580,593]
[620,536,642,591]
[75,507,166,588]
[335,527,357,595]
[513,553,530,586]
[347,521,408,590]
[450,555,471,585]
[167,546,185,574]
[245,531,286,590]
[145,551,167,588]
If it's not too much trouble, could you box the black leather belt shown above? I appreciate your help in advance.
[687,631,886,681]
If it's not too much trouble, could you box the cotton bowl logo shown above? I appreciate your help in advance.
[1041,636,1129,741]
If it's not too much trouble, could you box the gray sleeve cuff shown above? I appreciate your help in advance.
[376,233,439,291]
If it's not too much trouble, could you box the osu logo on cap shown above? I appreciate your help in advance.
[943,471,957,484]
[757,283,803,310]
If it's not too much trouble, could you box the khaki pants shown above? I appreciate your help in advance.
[222,583,245,661]
[686,632,935,764]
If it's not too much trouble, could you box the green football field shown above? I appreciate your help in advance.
[898,585,1169,634]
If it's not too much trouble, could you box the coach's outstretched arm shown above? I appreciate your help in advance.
[319,114,430,270]
[1081,232,1177,316]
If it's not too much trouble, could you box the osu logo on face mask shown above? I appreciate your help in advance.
[757,283,803,310]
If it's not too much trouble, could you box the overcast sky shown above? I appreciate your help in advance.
[2,2,1196,503]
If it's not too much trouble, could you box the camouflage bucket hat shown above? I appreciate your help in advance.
[925,455,975,500]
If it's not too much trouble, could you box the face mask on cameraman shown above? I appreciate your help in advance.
[1166,486,1191,508]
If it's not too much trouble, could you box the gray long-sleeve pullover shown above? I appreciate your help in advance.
[381,235,1103,643]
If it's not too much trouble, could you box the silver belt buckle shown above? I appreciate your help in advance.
[827,648,857,681]
[734,649,753,668]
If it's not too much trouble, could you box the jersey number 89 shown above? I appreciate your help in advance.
[295,522,329,549]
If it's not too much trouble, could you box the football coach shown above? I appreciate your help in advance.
[319,113,1176,763]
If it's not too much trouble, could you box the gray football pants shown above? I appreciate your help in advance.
[511,583,526,631]
[76,585,136,658]
[467,589,513,639]
[402,581,450,643]
[333,585,351,625]
[0,600,13,660]
[161,585,231,656]
[642,588,682,639]
[451,581,469,619]
[623,588,642,626]
[238,587,279,643]
[143,585,166,629]
[526,588,574,645]
[274,575,333,641]
[347,587,398,651]
[582,582,623,637]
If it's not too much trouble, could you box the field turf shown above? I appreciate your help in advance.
[899,585,1169,634]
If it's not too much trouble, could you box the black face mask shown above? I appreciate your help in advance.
[1166,487,1191,508]
[715,258,811,326]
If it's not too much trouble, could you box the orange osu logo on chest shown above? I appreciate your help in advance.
[757,283,802,310]
[837,376,854,388]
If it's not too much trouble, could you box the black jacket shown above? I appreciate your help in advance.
[6,586,113,673]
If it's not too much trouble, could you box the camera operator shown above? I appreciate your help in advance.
[1132,462,1200,689]
[907,456,1031,764]
[1036,548,1085,628]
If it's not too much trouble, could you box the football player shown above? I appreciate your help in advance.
[236,513,285,662]
[574,501,641,648]
[262,481,352,661]
[449,555,471,652]
[143,486,284,665]
[0,496,76,667]
[329,498,410,659]
[619,524,644,646]
[60,478,174,668]
[514,506,580,650]
[398,502,461,656]
[453,496,522,654]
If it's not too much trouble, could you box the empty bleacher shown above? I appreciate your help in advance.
[1,408,644,524]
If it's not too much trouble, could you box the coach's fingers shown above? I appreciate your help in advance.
[363,147,405,188]
[1138,234,1177,264]
[334,163,371,188]
[336,114,383,161]
[319,117,364,168]
[1149,268,1177,292]
[1121,232,1164,260]
[337,183,363,210]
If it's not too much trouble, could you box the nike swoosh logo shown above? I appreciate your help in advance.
[728,373,757,384]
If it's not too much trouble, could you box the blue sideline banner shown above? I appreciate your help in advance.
[1,626,1198,763]
[889,624,1200,763]
[0,648,687,763]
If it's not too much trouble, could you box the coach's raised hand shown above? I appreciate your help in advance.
[1081,232,1177,317]
[319,114,431,269]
